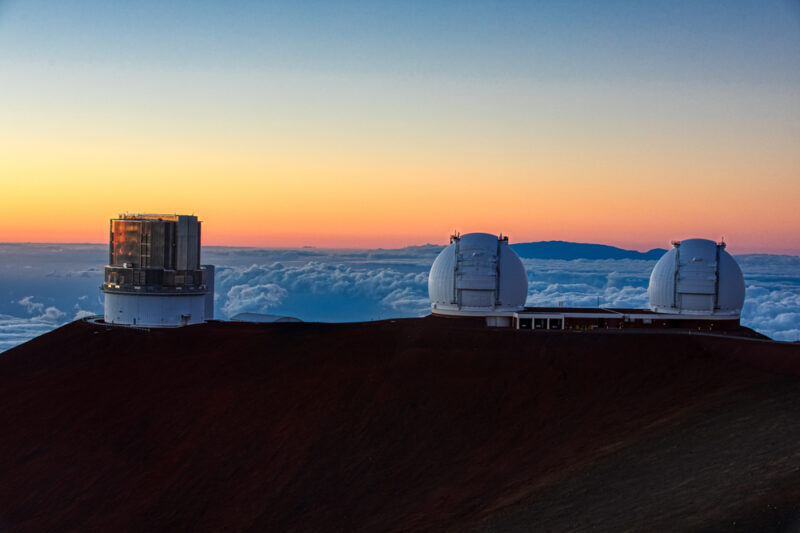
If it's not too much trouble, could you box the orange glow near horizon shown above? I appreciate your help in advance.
[2,156,798,254]
[1,77,798,254]
[1,124,799,253]
[1,126,798,254]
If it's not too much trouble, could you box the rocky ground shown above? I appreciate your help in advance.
[1,317,799,531]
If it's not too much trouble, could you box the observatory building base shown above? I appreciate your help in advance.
[104,292,207,327]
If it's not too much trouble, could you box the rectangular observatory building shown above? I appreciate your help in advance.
[102,214,214,327]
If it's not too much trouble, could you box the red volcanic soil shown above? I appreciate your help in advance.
[1,317,800,531]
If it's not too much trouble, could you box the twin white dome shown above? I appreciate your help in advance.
[429,233,528,314]
[648,238,745,316]
[429,234,746,317]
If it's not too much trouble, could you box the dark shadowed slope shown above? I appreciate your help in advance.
[1,318,799,532]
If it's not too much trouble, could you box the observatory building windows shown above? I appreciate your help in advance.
[101,214,214,327]
[112,221,142,267]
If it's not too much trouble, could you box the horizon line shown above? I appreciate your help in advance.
[1,240,798,257]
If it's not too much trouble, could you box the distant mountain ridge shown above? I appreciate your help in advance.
[511,240,667,261]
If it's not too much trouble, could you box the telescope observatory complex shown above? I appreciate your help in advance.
[648,239,744,316]
[429,233,527,327]
[102,214,215,327]
[429,233,746,331]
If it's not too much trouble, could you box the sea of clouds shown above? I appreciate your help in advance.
[1,243,799,352]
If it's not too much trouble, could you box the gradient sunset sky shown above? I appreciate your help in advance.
[1,1,798,252]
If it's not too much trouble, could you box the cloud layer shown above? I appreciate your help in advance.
[1,244,799,352]
[214,261,430,322]
[222,283,288,316]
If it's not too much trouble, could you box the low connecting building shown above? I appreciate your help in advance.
[429,234,746,331]
[102,214,215,327]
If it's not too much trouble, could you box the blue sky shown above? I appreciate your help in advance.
[2,1,798,82]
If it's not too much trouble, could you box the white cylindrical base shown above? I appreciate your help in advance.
[104,292,207,327]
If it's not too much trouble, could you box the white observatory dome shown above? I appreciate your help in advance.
[648,238,745,316]
[429,233,528,314]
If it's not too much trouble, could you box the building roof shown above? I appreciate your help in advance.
[604,308,660,315]
[520,307,618,314]
[116,214,190,222]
